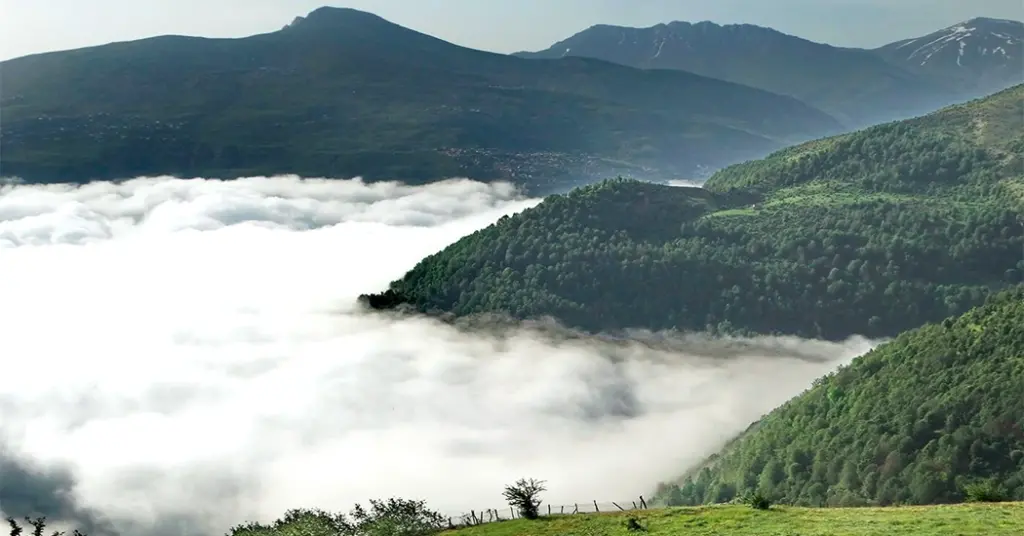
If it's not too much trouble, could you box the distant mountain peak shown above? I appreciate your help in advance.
[867,17,1023,98]
[963,16,1024,26]
[881,16,1022,67]
[305,6,385,19]
[282,6,390,31]
[583,19,779,37]
[538,20,807,63]
[512,18,995,128]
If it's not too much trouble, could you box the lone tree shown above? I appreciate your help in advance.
[502,478,547,520]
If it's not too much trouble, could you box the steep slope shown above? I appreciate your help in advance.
[656,285,1024,507]
[0,7,839,193]
[875,17,1024,97]
[360,85,1024,341]
[514,21,962,127]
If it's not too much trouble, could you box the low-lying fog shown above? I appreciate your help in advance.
[0,175,875,535]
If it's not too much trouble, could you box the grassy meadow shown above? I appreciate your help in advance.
[443,502,1024,536]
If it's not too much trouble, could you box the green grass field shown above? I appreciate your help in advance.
[444,502,1024,536]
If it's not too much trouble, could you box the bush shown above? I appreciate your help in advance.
[625,516,647,532]
[346,498,447,536]
[963,480,1009,503]
[742,491,772,510]
[502,478,547,520]
[228,499,446,536]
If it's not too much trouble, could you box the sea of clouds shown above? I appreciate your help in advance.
[0,175,875,535]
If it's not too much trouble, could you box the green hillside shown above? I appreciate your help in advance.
[360,85,1024,340]
[222,502,1024,536]
[445,503,1024,536]
[656,285,1024,507]
[704,84,1024,195]
[0,7,840,192]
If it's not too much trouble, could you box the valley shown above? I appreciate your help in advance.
[2,4,1023,536]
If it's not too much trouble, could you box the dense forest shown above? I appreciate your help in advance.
[362,85,1024,340]
[654,285,1024,507]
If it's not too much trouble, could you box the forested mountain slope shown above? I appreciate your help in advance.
[655,285,1024,507]
[360,85,1024,340]
[704,84,1024,195]
[0,7,839,192]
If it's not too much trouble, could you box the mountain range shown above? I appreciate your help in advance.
[516,17,1023,129]
[2,7,1021,191]
[0,7,838,193]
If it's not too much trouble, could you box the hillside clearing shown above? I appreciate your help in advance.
[444,502,1024,536]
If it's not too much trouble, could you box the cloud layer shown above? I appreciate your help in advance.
[0,175,874,535]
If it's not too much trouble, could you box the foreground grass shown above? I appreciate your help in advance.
[444,502,1024,536]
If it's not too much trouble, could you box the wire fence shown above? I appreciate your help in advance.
[447,495,656,528]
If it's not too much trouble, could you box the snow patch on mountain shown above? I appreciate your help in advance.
[886,18,1022,67]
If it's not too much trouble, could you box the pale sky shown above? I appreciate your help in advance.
[1,0,1022,61]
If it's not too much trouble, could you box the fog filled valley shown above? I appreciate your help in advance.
[2,4,1024,535]
[0,176,877,535]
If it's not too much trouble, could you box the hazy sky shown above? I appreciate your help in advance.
[1,0,1022,60]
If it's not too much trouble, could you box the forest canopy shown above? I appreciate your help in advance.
[361,85,1024,340]
[654,285,1024,507]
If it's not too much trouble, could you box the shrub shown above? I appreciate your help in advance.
[964,480,1009,503]
[625,516,647,532]
[742,491,772,510]
[228,499,446,536]
[502,478,547,520]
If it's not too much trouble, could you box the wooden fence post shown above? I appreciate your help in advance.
[454,497,654,526]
